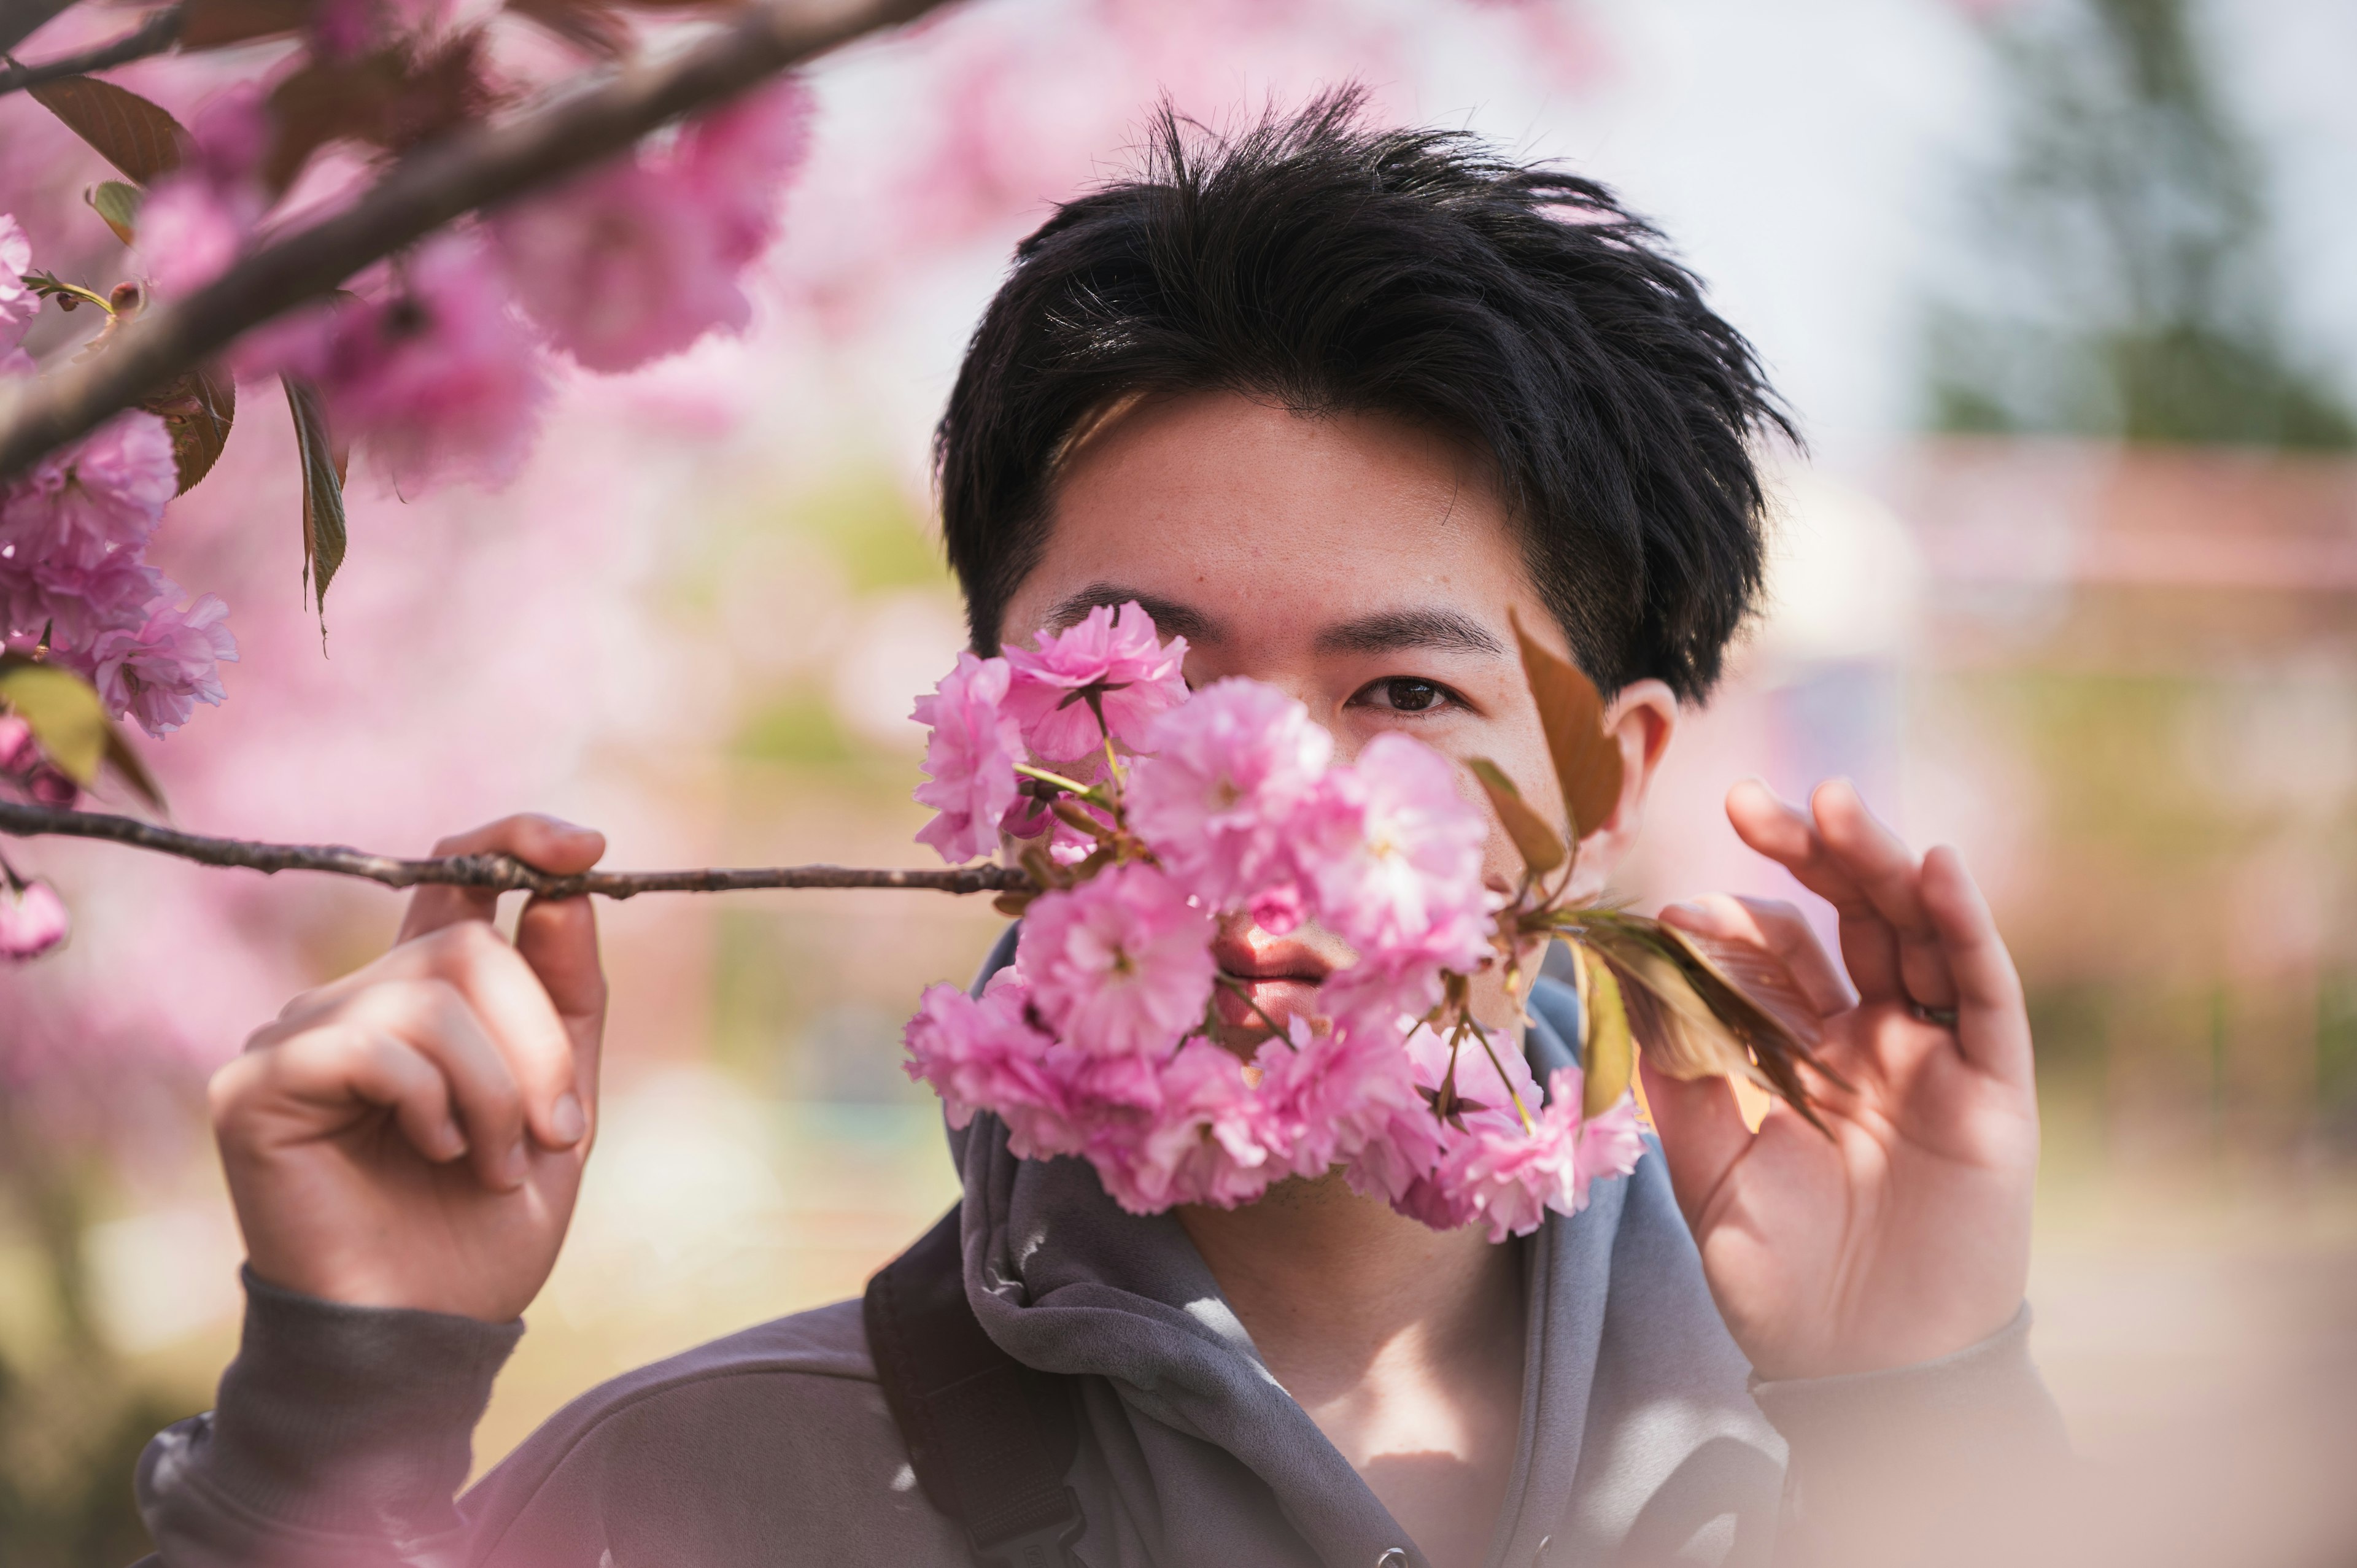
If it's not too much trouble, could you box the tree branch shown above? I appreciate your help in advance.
[0,0,957,477]
[0,4,180,97]
[0,0,79,58]
[0,799,1029,898]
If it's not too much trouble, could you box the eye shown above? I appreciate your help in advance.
[1350,676,1463,715]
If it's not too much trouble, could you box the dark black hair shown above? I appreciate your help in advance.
[934,91,1794,700]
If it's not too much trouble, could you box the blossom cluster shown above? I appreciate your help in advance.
[174,77,813,493]
[901,603,1645,1240]
[2,217,240,741]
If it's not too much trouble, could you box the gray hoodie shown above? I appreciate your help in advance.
[135,974,2066,1568]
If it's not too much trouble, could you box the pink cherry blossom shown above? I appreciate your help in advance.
[675,77,816,269]
[0,716,81,808]
[911,651,1022,863]
[1296,732,1492,970]
[89,594,238,737]
[901,971,1074,1144]
[495,79,813,373]
[1126,678,1330,916]
[0,551,169,663]
[1003,601,1189,759]
[240,236,547,492]
[0,214,35,358]
[1016,860,1215,1056]
[137,85,271,298]
[0,873,70,960]
[0,412,177,573]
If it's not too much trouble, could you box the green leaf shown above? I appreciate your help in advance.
[1466,757,1565,875]
[28,77,187,185]
[0,660,109,784]
[141,366,236,493]
[284,377,347,617]
[1574,943,1635,1119]
[1507,606,1624,844]
[85,179,144,245]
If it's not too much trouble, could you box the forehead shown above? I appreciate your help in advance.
[1000,390,1535,653]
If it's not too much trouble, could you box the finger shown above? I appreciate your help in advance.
[1724,779,1904,1002]
[397,814,607,943]
[340,979,532,1189]
[1809,781,1956,1011]
[1658,894,1856,1017]
[1919,846,2032,1086]
[411,921,589,1150]
[1637,1054,1752,1230]
[218,1030,468,1166]
[515,892,606,1124]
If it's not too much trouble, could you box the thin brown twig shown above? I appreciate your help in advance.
[0,0,958,478]
[0,798,1030,899]
[0,3,180,96]
[0,0,79,58]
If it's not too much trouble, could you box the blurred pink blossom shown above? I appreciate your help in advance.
[0,714,76,806]
[240,234,548,491]
[0,214,36,361]
[0,411,177,571]
[137,85,271,298]
[1127,678,1331,919]
[676,78,815,269]
[495,79,813,373]
[90,593,238,736]
[0,873,70,960]
[911,650,1022,863]
[1004,601,1189,759]
[1016,859,1215,1057]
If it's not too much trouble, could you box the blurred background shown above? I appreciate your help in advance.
[2,0,2353,1561]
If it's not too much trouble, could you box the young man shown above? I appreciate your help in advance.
[136,100,2062,1568]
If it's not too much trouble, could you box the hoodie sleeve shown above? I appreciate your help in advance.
[136,1268,522,1568]
[1749,1303,2073,1567]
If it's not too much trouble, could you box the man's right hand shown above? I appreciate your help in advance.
[211,815,610,1324]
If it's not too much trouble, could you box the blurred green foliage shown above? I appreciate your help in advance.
[1929,0,2355,447]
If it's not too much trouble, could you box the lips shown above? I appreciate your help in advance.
[1209,925,1337,1035]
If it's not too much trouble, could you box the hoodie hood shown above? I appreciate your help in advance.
[950,931,1782,1568]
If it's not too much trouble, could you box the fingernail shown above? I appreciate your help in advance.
[549,1092,586,1145]
[435,1119,468,1161]
[497,1140,530,1189]
[1660,900,1704,921]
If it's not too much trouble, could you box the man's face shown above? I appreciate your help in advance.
[998,390,1658,1036]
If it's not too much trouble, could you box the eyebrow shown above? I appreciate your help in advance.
[1042,584,1228,645]
[1314,608,1508,658]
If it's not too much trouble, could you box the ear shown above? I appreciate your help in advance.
[1562,679,1678,902]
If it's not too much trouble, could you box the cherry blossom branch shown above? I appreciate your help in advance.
[0,799,1029,898]
[0,0,956,477]
[0,4,180,96]
[0,0,79,58]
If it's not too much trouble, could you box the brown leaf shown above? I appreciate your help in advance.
[180,0,318,50]
[28,77,187,185]
[1585,913,1838,1134]
[1573,943,1635,1119]
[141,365,236,493]
[1658,924,1825,1055]
[504,0,633,57]
[1507,606,1624,843]
[103,723,167,812]
[263,34,498,194]
[1466,757,1565,875]
[283,377,347,614]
